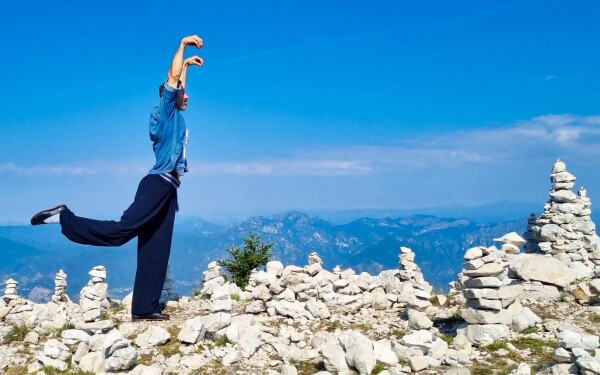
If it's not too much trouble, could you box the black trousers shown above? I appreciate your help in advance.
[60,174,178,315]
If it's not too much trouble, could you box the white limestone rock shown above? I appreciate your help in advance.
[78,351,105,373]
[511,307,541,332]
[465,324,509,346]
[407,309,433,330]
[44,339,71,361]
[134,325,171,348]
[510,254,576,287]
[225,314,255,344]
[373,339,399,366]
[238,324,263,358]
[494,232,526,246]
[105,346,137,372]
[203,312,232,334]
[339,330,376,375]
[409,356,429,372]
[321,342,350,373]
[273,300,313,320]
[464,247,483,260]
[178,316,206,344]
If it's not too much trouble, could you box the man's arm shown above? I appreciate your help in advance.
[180,56,204,89]
[167,35,203,87]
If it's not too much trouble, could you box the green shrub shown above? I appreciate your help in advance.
[217,232,274,289]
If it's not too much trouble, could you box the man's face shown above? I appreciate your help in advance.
[176,90,189,111]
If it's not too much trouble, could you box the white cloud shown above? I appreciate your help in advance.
[3,114,600,177]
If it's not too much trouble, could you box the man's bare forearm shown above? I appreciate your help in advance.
[180,56,204,89]
[167,35,203,87]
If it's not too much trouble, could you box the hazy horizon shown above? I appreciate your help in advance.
[2,1,600,223]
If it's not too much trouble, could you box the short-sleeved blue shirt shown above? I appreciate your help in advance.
[148,82,188,175]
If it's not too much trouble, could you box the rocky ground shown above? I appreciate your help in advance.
[1,251,600,375]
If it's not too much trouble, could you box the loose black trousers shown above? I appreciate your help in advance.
[60,174,178,315]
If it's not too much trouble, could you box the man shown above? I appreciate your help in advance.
[30,35,204,322]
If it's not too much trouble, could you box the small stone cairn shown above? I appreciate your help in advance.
[159,264,179,307]
[200,261,226,296]
[396,247,433,312]
[458,233,541,346]
[524,159,600,279]
[32,265,138,373]
[78,266,109,322]
[51,269,69,304]
[1,278,35,321]
[3,278,19,302]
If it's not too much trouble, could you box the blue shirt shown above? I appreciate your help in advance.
[148,82,188,175]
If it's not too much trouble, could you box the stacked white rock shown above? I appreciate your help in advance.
[200,261,226,296]
[204,285,232,338]
[0,278,31,321]
[51,269,69,304]
[396,247,433,312]
[457,239,542,346]
[524,160,600,279]
[544,329,600,374]
[3,278,19,302]
[159,264,179,306]
[308,251,323,265]
[78,266,109,322]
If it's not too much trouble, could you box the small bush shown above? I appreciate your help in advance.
[230,293,241,301]
[217,232,274,289]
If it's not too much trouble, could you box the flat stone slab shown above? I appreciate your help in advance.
[509,254,576,287]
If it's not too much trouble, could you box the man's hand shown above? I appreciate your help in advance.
[184,56,204,68]
[181,35,203,49]
[168,35,203,87]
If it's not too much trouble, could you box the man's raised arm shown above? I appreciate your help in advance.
[180,56,204,89]
[168,35,203,87]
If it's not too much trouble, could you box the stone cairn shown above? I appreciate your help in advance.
[200,261,226,296]
[524,159,600,279]
[3,278,19,302]
[159,264,179,307]
[51,269,69,304]
[398,247,433,312]
[78,266,109,322]
[33,265,138,373]
[457,233,541,346]
[189,251,444,372]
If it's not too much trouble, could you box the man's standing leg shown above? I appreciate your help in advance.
[131,188,178,316]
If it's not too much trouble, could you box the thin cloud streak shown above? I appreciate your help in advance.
[3,114,599,177]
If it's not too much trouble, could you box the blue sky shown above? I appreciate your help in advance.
[1,0,600,223]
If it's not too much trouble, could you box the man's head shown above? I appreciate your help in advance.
[176,89,188,111]
[158,83,189,111]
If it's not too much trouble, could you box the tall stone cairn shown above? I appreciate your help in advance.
[78,266,109,322]
[523,159,600,278]
[51,269,69,304]
[398,247,433,311]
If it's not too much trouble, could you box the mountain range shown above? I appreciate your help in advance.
[0,210,533,302]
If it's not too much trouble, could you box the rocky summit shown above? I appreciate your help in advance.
[2,160,600,375]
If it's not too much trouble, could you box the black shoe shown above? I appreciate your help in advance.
[131,312,170,322]
[30,204,67,226]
